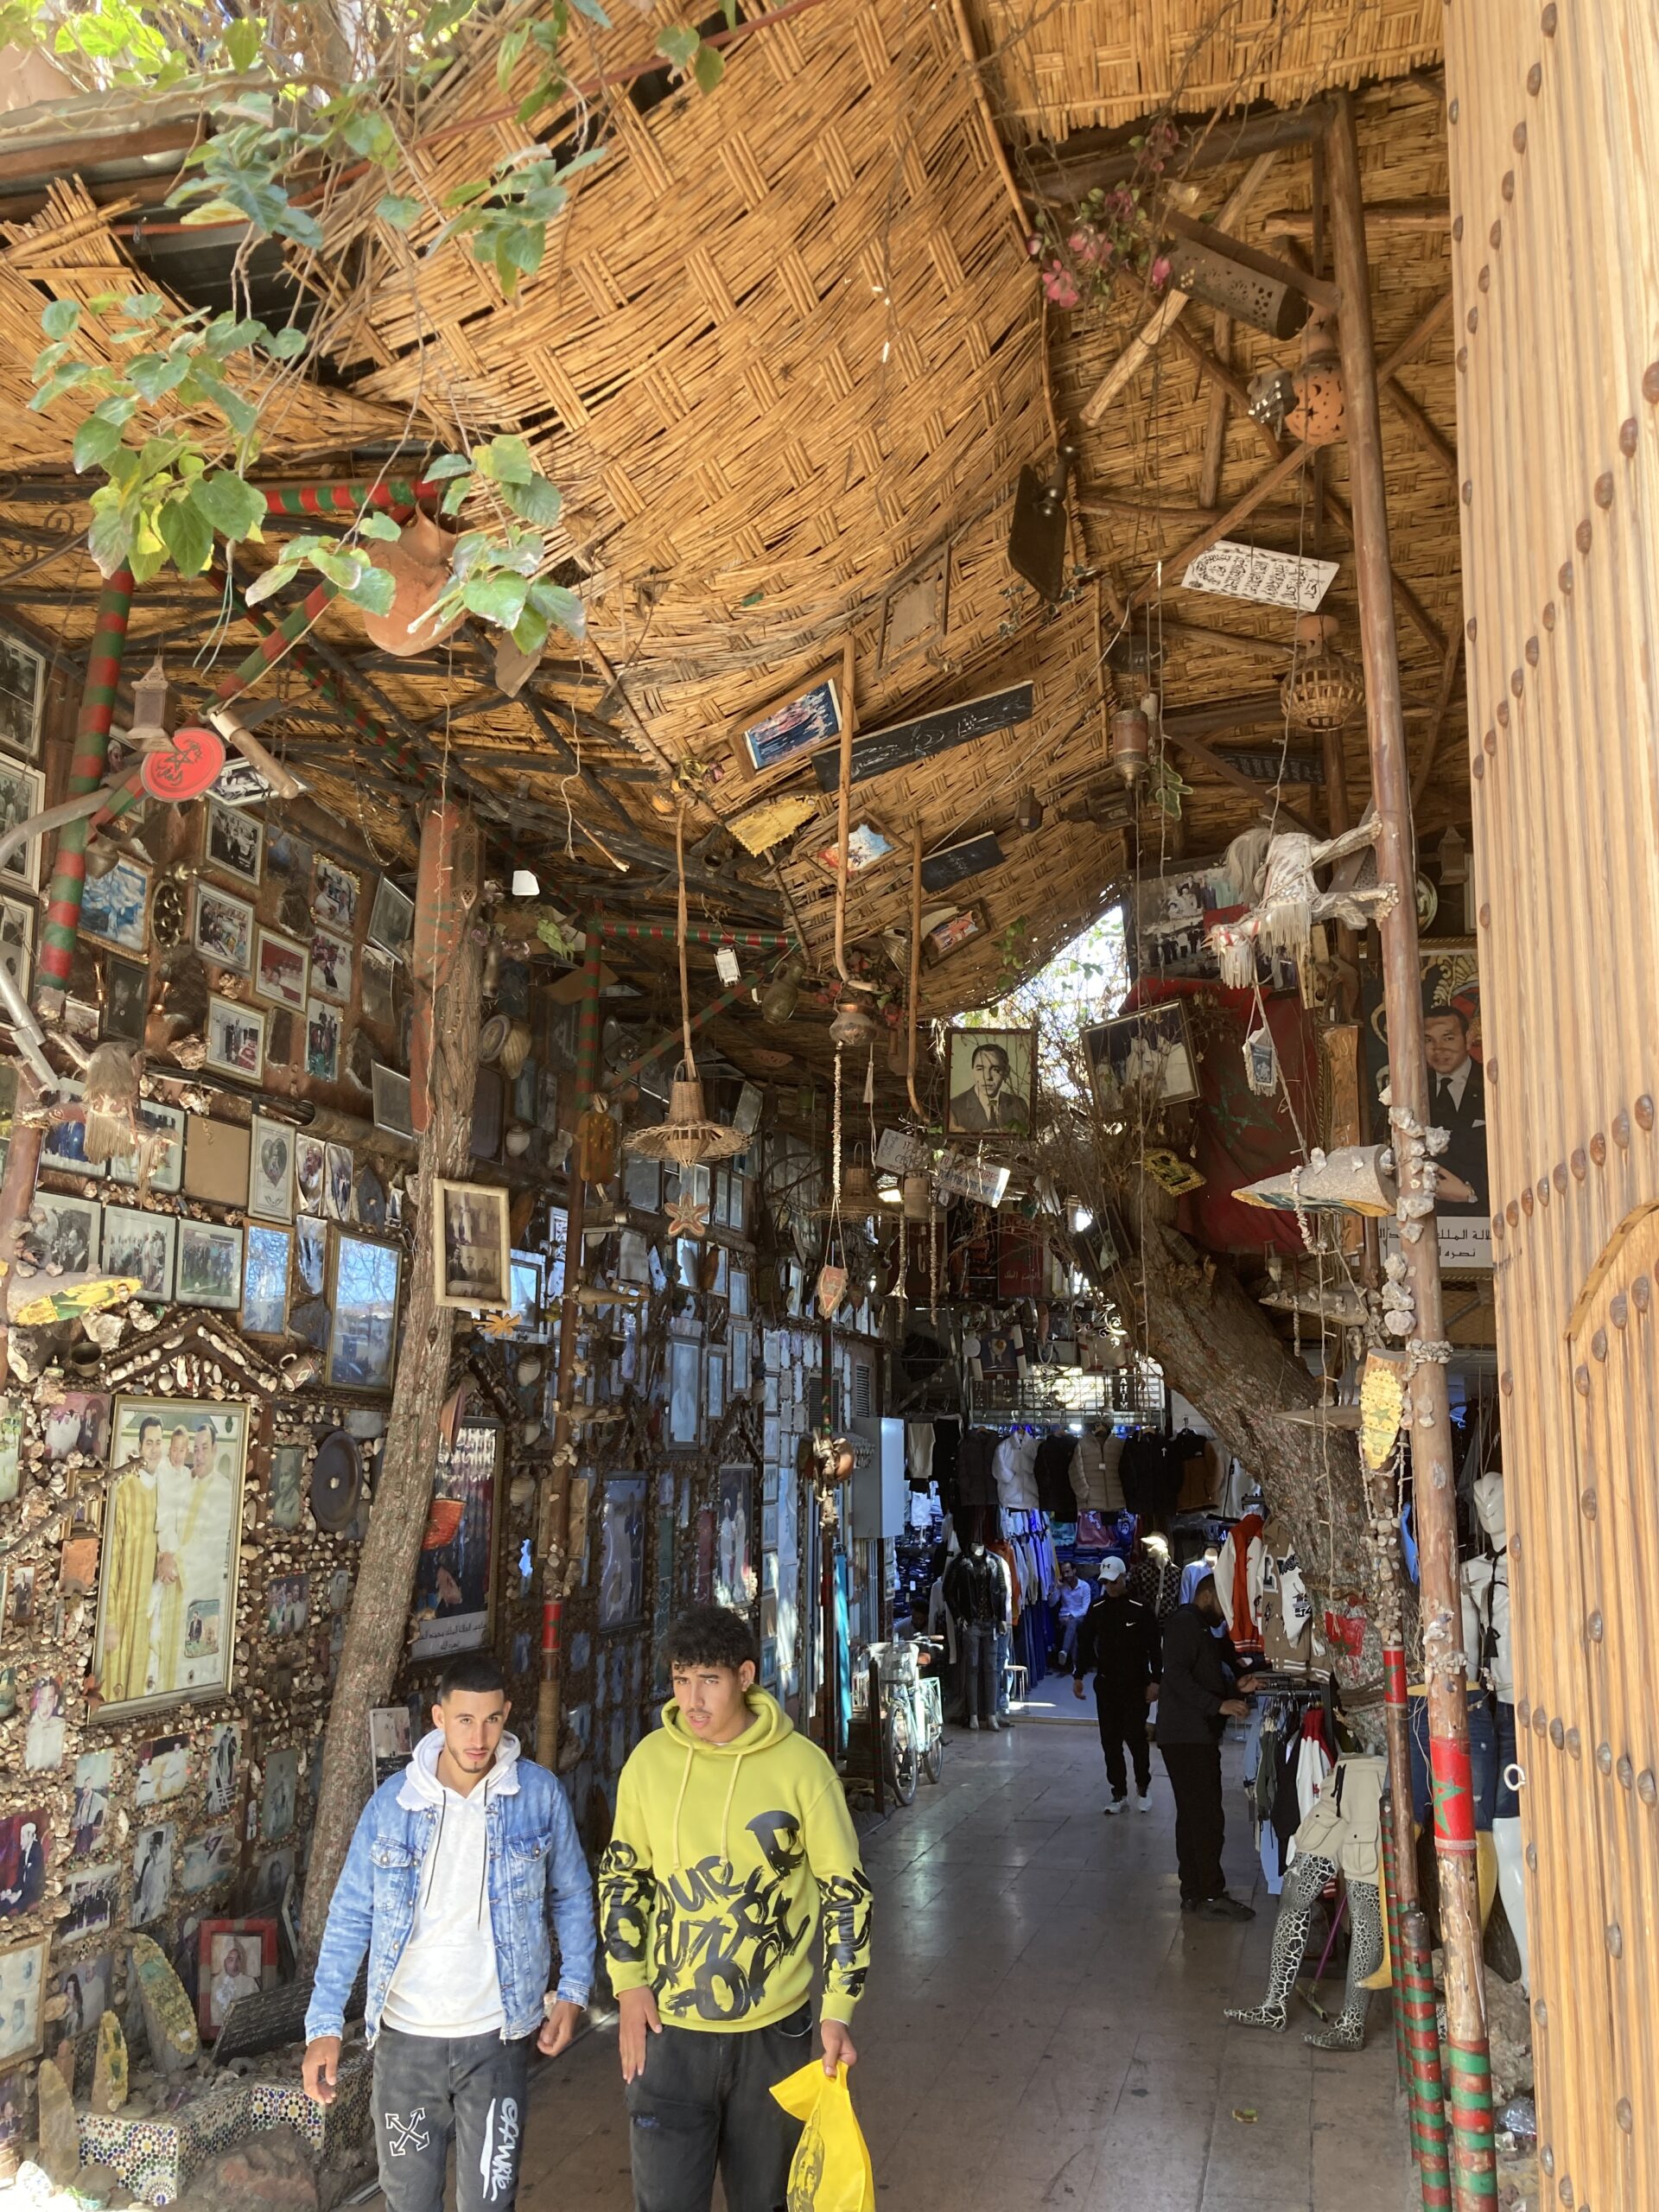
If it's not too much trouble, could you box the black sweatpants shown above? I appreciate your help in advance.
[1160,1741,1226,1903]
[626,2001,813,2212]
[1096,1683,1152,1800]
[372,2025,534,2211]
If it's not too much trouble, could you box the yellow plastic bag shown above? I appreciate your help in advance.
[770,2059,876,2212]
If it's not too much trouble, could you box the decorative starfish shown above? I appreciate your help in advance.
[477,1311,518,1338]
[667,1193,710,1239]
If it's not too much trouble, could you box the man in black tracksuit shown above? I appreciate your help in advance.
[1154,1574,1255,1921]
[1071,1556,1161,1815]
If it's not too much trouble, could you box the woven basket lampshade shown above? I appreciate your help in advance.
[625,1065,747,1172]
[1281,614,1364,733]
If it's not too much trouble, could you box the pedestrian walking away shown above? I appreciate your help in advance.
[1071,1554,1160,1813]
[302,1653,594,2212]
[599,1604,873,2212]
[1155,1573,1255,1922]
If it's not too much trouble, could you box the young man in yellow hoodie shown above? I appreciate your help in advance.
[599,1604,872,2212]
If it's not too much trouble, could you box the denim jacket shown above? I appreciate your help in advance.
[305,1734,594,2047]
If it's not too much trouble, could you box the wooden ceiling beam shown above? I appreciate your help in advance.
[1263,197,1448,236]
[1022,99,1332,205]
[1160,726,1319,835]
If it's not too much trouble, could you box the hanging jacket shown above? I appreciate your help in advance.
[993,1433,1040,1511]
[1069,1432,1125,1513]
[597,1689,870,2033]
[1033,1435,1078,1516]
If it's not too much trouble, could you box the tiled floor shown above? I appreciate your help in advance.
[515,1703,1415,2211]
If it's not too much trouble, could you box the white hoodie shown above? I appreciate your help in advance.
[381,1727,515,2039]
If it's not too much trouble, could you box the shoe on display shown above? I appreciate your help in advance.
[1103,1796,1126,1816]
[1197,1895,1256,1923]
[1136,1791,1154,1815]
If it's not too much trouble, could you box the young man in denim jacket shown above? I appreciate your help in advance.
[302,1653,594,2210]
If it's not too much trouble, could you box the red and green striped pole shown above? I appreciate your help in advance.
[36,565,133,1007]
[257,477,441,519]
[588,918,797,954]
[1396,1898,1453,2210]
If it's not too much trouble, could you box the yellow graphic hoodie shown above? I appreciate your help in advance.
[597,1688,871,2031]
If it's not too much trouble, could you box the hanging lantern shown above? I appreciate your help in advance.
[1437,823,1468,887]
[625,1064,747,1173]
[760,958,805,1027]
[828,981,880,1049]
[1111,705,1150,787]
[1280,613,1364,734]
[842,1158,877,1212]
[361,512,464,658]
[1283,341,1345,448]
[125,656,171,750]
[1015,787,1044,834]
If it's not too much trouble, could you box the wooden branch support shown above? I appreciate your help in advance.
[1123,440,1312,609]
[1326,92,1495,2208]
[1080,152,1280,425]
[1411,638,1466,812]
[1263,197,1449,237]
[1198,312,1232,509]
[1159,726,1319,836]
[302,804,485,1959]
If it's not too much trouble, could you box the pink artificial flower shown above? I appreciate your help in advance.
[1027,234,1044,258]
[1149,254,1173,289]
[1042,265,1081,309]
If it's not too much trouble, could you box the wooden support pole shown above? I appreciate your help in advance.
[1325,92,1495,2209]
[302,804,485,1959]
[1198,312,1232,510]
[1124,442,1312,613]
[536,930,604,1760]
[0,1069,44,1381]
[1263,197,1449,238]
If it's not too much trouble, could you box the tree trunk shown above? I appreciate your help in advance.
[302,806,484,1961]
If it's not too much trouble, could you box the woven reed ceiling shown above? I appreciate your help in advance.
[0,0,1465,1077]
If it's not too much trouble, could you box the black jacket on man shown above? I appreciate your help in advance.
[1076,1593,1160,1694]
[1154,1603,1240,1745]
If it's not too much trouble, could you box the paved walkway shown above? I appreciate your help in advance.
[513,1700,1414,2211]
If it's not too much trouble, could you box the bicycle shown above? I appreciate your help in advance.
[873,1641,945,1807]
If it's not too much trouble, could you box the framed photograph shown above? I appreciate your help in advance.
[624,1154,661,1212]
[109,1100,184,1193]
[1083,1003,1199,1109]
[0,629,44,759]
[310,925,353,1005]
[134,1732,190,1806]
[59,1862,115,1938]
[0,895,31,995]
[305,997,341,1081]
[0,1936,45,2065]
[324,1142,353,1223]
[729,667,844,783]
[130,1821,175,1925]
[205,994,264,1082]
[293,1215,327,1300]
[100,953,149,1043]
[924,904,987,964]
[203,798,263,887]
[242,1224,290,1337]
[410,1418,499,1661]
[266,1444,304,1530]
[254,927,308,1012]
[247,1114,294,1220]
[372,1063,413,1139]
[181,1827,235,1897]
[597,1476,647,1630]
[260,1747,298,1841]
[40,1082,101,1177]
[265,1572,308,1637]
[715,1465,754,1611]
[368,1707,413,1790]
[23,1675,67,1770]
[433,1179,511,1309]
[0,760,43,891]
[327,1234,401,1392]
[42,1389,109,1467]
[812,817,895,877]
[177,1218,244,1309]
[79,849,145,947]
[668,1338,701,1446]
[361,944,396,1029]
[71,1749,111,1857]
[204,1721,242,1815]
[295,1135,327,1213]
[100,1203,176,1303]
[92,1396,249,1713]
[59,1954,111,2040]
[34,1190,100,1273]
[313,855,359,931]
[368,874,414,958]
[194,884,254,973]
[508,1249,545,1342]
[706,1346,727,1423]
[198,1918,277,2039]
[943,1025,1037,1136]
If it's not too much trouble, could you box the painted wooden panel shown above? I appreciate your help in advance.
[1446,7,1659,2205]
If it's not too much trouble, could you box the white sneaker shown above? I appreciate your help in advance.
[988,1715,1003,1731]
[968,1718,981,1731]
[1104,1796,1127,1816]
[1137,1791,1154,1815]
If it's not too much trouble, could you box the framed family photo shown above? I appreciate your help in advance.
[92,1397,251,1715]
[194,884,254,972]
[433,1179,511,1309]
[1083,1003,1199,1109]
[203,798,263,887]
[206,995,264,1082]
[728,667,845,784]
[942,1026,1037,1137]
[254,927,308,1011]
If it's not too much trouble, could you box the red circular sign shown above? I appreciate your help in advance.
[139,725,226,803]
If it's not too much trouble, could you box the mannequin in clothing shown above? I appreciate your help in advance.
[944,1541,1006,1732]
[1227,1755,1385,2050]
[1461,1468,1525,1984]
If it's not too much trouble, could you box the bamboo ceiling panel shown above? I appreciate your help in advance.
[969,0,1444,143]
[323,0,1049,685]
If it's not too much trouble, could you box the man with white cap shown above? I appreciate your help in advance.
[1072,1556,1160,1814]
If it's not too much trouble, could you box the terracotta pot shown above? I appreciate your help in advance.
[361,512,463,658]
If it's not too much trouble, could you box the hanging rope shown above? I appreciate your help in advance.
[676,804,696,1078]
[907,823,925,1122]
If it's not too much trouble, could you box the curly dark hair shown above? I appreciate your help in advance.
[664,1604,758,1675]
